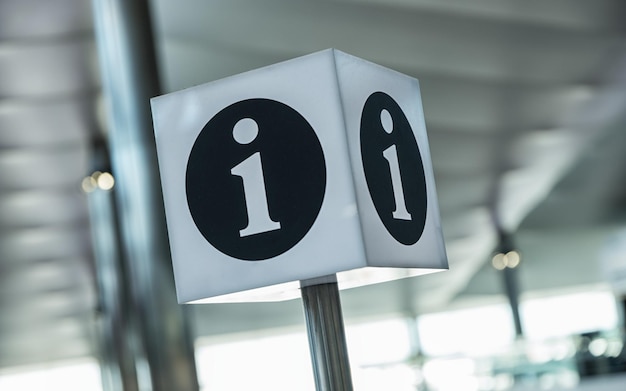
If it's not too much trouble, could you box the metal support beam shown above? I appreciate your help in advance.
[503,266,523,337]
[301,277,354,391]
[87,177,138,391]
[90,1,199,390]
[497,231,524,338]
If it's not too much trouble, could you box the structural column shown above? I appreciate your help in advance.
[301,278,354,391]
[86,164,138,391]
[90,1,199,390]
[496,231,524,338]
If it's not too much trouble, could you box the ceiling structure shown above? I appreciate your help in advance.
[1,0,625,370]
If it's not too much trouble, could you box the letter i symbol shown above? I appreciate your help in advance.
[381,109,412,221]
[230,118,281,237]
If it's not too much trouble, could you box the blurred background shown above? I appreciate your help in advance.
[1,0,626,390]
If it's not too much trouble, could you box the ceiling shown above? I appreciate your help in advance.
[1,0,626,370]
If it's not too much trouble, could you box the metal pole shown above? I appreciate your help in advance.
[497,231,524,337]
[90,1,199,390]
[87,176,139,391]
[300,276,354,391]
[503,266,524,337]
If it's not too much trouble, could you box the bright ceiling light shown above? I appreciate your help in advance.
[81,175,97,193]
[505,251,521,268]
[492,250,521,270]
[492,253,506,270]
[96,172,115,190]
[81,171,115,192]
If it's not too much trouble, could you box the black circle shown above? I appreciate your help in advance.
[360,92,427,245]
[186,99,326,260]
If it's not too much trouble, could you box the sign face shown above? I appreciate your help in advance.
[333,49,447,270]
[360,91,427,246]
[151,49,447,303]
[186,98,326,260]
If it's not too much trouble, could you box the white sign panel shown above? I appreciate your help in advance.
[151,49,447,303]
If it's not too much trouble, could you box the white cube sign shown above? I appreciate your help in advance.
[151,49,448,303]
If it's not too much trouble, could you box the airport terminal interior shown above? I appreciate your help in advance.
[1,0,626,390]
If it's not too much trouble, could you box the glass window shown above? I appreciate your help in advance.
[0,359,102,391]
[520,290,618,340]
[417,304,516,357]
